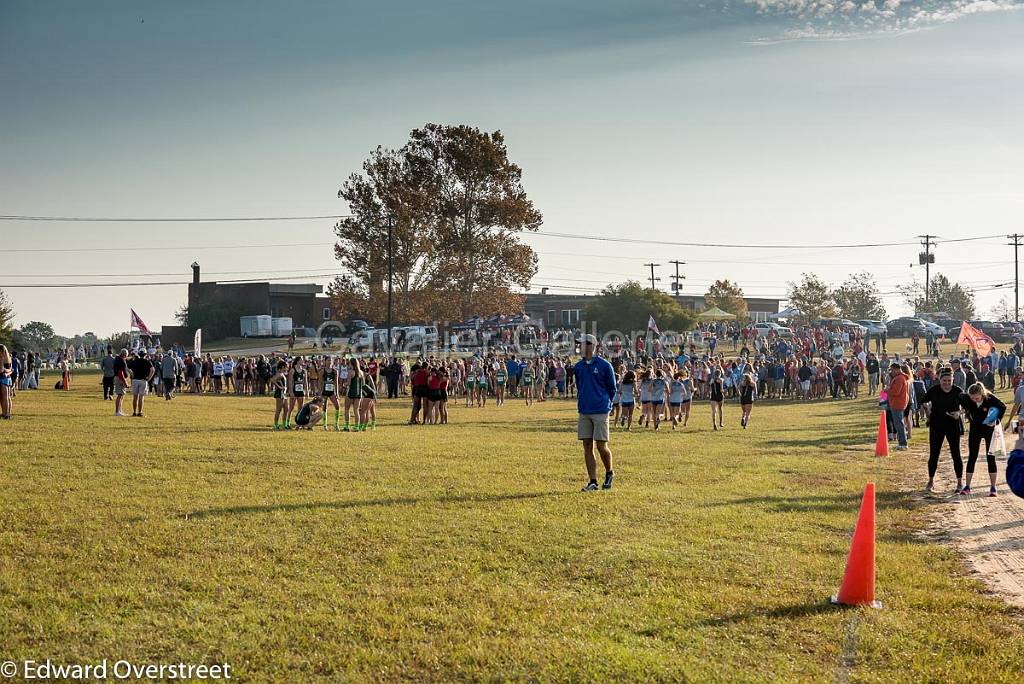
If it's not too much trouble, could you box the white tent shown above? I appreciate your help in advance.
[770,306,802,320]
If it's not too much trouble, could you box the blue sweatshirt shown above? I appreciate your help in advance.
[574,356,617,415]
[1008,449,1024,499]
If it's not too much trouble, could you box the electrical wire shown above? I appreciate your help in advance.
[0,214,349,222]
[0,273,344,288]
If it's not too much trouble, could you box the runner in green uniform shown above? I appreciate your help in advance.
[495,363,507,406]
[271,361,289,430]
[465,367,476,408]
[522,362,535,407]
[359,370,377,431]
[344,358,363,431]
[476,363,488,407]
[288,357,307,428]
[321,357,341,431]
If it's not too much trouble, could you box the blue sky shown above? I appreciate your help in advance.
[2,1,1023,335]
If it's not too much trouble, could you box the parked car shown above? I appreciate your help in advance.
[921,321,947,337]
[753,322,792,338]
[855,320,888,335]
[967,320,1008,342]
[348,328,389,351]
[886,317,929,337]
[839,319,867,334]
[344,319,372,334]
[395,325,439,348]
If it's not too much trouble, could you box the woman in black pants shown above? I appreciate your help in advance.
[959,382,1006,497]
[922,368,965,494]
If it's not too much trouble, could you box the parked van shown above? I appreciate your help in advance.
[348,328,389,352]
[397,325,439,347]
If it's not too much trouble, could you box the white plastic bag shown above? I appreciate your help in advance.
[992,423,1007,458]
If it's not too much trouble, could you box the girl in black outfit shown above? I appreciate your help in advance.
[959,382,1005,497]
[739,373,756,429]
[922,368,965,493]
[709,367,725,431]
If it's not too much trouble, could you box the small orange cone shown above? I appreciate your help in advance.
[831,482,882,608]
[875,410,889,458]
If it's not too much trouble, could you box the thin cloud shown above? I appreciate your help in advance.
[744,0,1024,41]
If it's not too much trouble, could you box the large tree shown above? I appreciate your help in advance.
[833,272,886,320]
[332,124,540,323]
[704,279,748,320]
[0,290,14,348]
[787,273,838,323]
[897,273,975,320]
[15,321,56,351]
[582,281,695,334]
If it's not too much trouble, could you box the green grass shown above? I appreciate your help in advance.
[2,372,1022,682]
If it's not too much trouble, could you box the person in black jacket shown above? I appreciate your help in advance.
[959,382,1006,497]
[922,368,965,494]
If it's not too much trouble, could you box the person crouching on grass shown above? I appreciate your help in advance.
[575,334,617,492]
[293,397,326,430]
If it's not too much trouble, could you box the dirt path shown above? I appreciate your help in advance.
[910,442,1024,609]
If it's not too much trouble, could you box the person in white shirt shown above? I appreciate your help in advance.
[212,358,224,393]
[222,356,235,392]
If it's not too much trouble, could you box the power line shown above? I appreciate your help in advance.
[0,231,1011,255]
[0,242,335,254]
[0,272,344,288]
[0,211,1007,250]
[1,267,343,278]
[532,230,1005,250]
[0,214,349,222]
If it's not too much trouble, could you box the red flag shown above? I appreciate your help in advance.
[957,321,993,357]
[130,308,151,334]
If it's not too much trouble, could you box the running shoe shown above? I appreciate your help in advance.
[989,487,998,497]
[602,472,614,490]
[960,486,972,496]
[581,481,599,492]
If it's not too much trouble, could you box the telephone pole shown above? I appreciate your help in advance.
[1010,234,1023,322]
[644,263,661,291]
[917,234,937,312]
[668,260,686,295]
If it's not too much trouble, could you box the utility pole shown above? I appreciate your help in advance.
[386,214,395,352]
[644,263,661,291]
[917,234,937,312]
[668,260,686,295]
[1010,234,1023,322]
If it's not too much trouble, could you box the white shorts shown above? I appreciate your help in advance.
[800,380,811,391]
[131,379,149,396]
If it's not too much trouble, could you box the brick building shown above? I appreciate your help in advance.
[186,263,333,332]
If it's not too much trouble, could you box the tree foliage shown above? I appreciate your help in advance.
[0,290,14,349]
[14,321,56,351]
[704,279,748,320]
[332,124,540,323]
[582,281,696,334]
[989,296,1012,322]
[896,273,975,320]
[787,273,838,323]
[106,331,131,351]
[833,272,886,320]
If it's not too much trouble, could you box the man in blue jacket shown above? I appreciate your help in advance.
[574,334,617,491]
[1006,429,1024,499]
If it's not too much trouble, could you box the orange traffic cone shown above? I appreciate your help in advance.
[875,411,889,458]
[831,482,882,608]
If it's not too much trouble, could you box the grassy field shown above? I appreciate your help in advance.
[2,372,1023,682]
